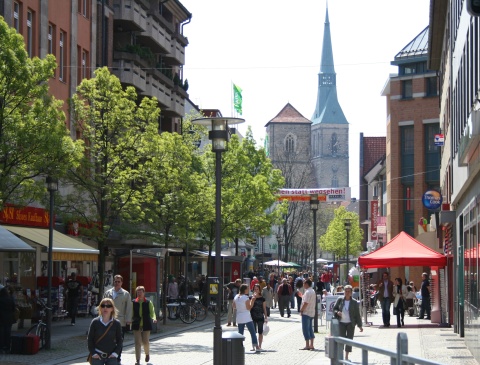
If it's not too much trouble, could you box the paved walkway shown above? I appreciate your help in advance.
[1,305,478,365]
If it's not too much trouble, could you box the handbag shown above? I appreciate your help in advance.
[87,321,114,364]
[393,306,398,315]
[402,298,408,310]
[263,323,270,336]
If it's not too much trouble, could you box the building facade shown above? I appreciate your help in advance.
[382,26,441,240]
[429,1,480,361]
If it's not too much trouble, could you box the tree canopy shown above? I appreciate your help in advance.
[319,206,363,258]
[0,17,83,209]
[63,67,160,296]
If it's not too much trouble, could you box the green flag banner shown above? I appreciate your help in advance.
[233,83,242,115]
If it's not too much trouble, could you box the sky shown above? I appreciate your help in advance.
[180,0,431,198]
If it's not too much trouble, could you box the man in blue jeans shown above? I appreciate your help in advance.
[377,272,394,327]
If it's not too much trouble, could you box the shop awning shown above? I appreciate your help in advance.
[0,226,35,251]
[2,225,99,255]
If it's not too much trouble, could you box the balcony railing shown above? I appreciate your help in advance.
[112,59,147,92]
[113,0,148,32]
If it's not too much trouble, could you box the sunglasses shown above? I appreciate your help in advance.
[114,281,122,283]
[100,304,113,308]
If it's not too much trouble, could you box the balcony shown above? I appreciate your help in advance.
[137,15,172,54]
[166,91,186,117]
[111,59,146,93]
[113,0,148,32]
[144,74,171,108]
[165,37,185,65]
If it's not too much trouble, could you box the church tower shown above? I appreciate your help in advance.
[311,6,349,188]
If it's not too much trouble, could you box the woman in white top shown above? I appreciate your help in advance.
[233,284,259,352]
[393,278,408,327]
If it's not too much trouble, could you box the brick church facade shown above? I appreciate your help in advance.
[265,6,349,189]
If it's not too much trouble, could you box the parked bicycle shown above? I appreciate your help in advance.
[26,297,51,350]
[157,297,197,324]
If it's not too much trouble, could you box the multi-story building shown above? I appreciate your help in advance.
[382,26,441,240]
[429,2,480,361]
[1,0,95,137]
[358,134,386,250]
[1,0,191,135]
[380,26,442,290]
[107,0,191,133]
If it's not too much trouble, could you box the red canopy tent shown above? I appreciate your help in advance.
[358,231,447,268]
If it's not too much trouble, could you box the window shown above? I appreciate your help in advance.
[13,2,20,32]
[425,124,440,183]
[401,126,414,184]
[285,135,295,153]
[82,50,87,79]
[59,31,66,81]
[48,24,54,55]
[83,0,88,17]
[26,10,33,57]
[426,76,438,96]
[402,79,413,99]
[330,133,338,155]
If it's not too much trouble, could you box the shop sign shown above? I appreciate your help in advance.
[277,187,351,202]
[0,204,49,227]
[422,190,443,210]
[370,200,378,240]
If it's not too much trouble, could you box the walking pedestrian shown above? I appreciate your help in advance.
[295,278,305,312]
[298,279,315,351]
[233,284,260,352]
[277,278,292,318]
[132,286,157,365]
[262,281,273,317]
[87,297,123,365]
[250,284,268,350]
[393,278,407,327]
[289,277,296,309]
[332,285,363,361]
[377,271,394,327]
[417,272,431,320]
[226,278,241,326]
[104,275,133,364]
[65,272,83,326]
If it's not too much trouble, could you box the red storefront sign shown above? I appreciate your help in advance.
[0,204,50,228]
[370,200,378,240]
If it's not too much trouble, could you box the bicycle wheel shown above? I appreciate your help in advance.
[193,301,207,321]
[178,304,196,324]
[27,323,49,349]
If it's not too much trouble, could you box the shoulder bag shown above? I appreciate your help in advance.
[87,321,114,364]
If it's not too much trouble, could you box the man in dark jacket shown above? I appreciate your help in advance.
[277,278,292,318]
[226,278,241,326]
[65,272,83,326]
[377,271,394,327]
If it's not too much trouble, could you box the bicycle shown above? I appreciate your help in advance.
[186,296,207,322]
[26,297,51,350]
[157,298,197,324]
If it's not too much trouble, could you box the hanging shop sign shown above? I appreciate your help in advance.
[277,187,351,202]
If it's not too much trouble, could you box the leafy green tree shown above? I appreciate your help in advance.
[198,129,285,259]
[319,206,363,258]
[0,17,83,209]
[62,67,160,296]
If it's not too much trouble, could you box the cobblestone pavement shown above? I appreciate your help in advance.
[1,306,478,365]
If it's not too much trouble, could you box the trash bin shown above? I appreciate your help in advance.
[222,331,245,365]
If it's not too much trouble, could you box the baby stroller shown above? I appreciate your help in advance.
[406,298,416,316]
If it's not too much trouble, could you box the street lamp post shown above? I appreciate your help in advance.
[276,233,283,277]
[310,194,319,332]
[192,117,244,365]
[45,176,58,350]
[261,235,265,276]
[344,218,352,285]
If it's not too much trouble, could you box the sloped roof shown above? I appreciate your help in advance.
[358,231,446,268]
[265,103,311,127]
[362,137,386,176]
[392,26,429,65]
